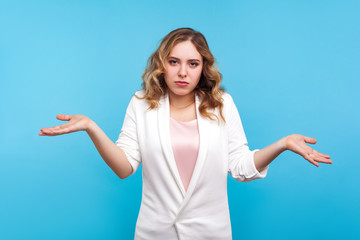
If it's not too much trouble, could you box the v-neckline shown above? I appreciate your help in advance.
[170,117,197,124]
[157,92,210,204]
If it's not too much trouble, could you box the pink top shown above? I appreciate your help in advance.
[169,117,200,192]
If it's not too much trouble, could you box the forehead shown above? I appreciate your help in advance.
[169,41,202,60]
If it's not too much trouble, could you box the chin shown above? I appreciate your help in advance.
[169,88,194,97]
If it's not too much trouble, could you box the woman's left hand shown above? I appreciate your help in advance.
[285,134,332,167]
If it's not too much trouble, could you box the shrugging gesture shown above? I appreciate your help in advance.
[39,28,333,239]
[254,133,332,172]
[39,114,133,179]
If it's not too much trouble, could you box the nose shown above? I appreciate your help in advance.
[178,64,187,78]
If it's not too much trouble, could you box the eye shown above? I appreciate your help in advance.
[189,62,199,67]
[169,60,178,65]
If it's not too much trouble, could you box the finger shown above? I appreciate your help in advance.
[46,125,76,135]
[313,153,333,164]
[44,126,61,131]
[308,148,331,161]
[39,130,56,136]
[39,132,57,137]
[302,152,319,167]
[297,149,320,167]
[309,152,332,165]
[41,129,65,136]
[56,114,72,121]
[40,127,56,132]
[313,150,331,158]
[41,123,70,132]
[40,128,55,135]
[41,128,66,136]
[314,155,333,164]
[304,136,317,144]
[307,157,319,167]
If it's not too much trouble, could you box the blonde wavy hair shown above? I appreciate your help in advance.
[139,27,225,122]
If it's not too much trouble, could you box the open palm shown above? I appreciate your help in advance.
[285,134,332,167]
[39,114,91,136]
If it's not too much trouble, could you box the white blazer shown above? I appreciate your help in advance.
[115,90,269,240]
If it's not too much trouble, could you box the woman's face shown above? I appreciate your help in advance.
[164,40,203,99]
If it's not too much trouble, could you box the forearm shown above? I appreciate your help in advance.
[253,137,288,172]
[86,120,132,179]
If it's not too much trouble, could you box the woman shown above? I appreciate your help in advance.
[39,28,332,239]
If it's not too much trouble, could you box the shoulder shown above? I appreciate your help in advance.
[123,90,150,113]
[221,91,236,107]
[220,91,240,120]
[129,90,147,106]
[134,89,146,99]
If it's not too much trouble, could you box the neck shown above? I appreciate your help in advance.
[168,91,195,108]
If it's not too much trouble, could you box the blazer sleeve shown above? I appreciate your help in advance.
[226,94,269,182]
[115,95,142,175]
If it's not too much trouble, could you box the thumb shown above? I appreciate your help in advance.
[304,136,317,144]
[56,114,71,121]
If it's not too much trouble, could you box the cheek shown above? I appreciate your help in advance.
[164,67,177,78]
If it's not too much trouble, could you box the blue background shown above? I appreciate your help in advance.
[1,0,359,239]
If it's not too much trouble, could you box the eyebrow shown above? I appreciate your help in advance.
[168,56,201,62]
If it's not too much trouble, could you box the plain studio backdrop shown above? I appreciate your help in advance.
[0,0,359,239]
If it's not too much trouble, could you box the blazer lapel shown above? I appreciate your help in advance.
[175,94,210,218]
[157,93,187,198]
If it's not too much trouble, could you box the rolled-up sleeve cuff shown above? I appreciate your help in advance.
[126,156,141,175]
[115,141,141,175]
[245,149,269,180]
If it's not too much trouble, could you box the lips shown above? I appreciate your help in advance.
[175,81,189,86]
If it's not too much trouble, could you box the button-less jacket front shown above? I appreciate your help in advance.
[115,90,269,240]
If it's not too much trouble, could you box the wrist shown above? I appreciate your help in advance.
[86,119,97,134]
[279,136,289,152]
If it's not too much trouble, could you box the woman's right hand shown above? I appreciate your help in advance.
[39,114,92,136]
